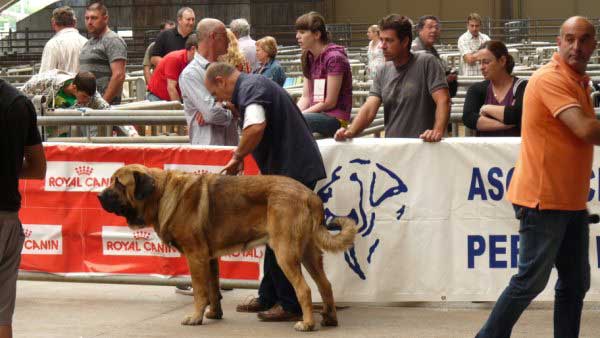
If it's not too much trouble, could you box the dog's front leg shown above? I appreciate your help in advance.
[205,258,223,319]
[181,256,210,325]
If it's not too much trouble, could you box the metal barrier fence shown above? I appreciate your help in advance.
[18,271,259,288]
[38,103,600,143]
[17,107,600,288]
[36,112,475,142]
[2,44,598,142]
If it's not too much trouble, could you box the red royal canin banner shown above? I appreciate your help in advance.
[18,143,263,281]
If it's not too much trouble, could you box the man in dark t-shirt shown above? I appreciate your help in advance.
[0,79,46,337]
[150,7,195,67]
[205,63,326,321]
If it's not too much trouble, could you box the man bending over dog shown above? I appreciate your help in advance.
[98,97,356,330]
[205,62,327,322]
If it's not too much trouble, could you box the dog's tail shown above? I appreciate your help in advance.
[314,217,358,252]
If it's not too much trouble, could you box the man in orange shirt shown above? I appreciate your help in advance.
[476,17,598,338]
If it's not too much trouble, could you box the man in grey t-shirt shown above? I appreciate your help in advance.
[335,14,450,141]
[79,2,127,104]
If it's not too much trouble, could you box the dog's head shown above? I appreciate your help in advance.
[98,164,156,229]
[318,159,408,280]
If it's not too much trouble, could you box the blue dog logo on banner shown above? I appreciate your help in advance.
[318,159,408,280]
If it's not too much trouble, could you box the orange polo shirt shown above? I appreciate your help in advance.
[507,53,594,210]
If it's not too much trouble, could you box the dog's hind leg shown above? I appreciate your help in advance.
[205,258,223,319]
[270,241,316,332]
[182,256,210,325]
[302,243,338,327]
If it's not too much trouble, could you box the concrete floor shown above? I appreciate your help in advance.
[11,281,600,338]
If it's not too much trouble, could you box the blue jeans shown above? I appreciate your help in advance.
[146,92,162,101]
[476,206,590,338]
[303,112,341,138]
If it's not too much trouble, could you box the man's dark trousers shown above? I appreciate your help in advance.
[257,180,318,314]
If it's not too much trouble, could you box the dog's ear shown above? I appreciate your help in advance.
[133,171,155,200]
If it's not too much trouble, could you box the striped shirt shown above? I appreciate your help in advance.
[39,28,88,73]
[179,53,238,146]
[457,31,490,76]
[79,30,127,96]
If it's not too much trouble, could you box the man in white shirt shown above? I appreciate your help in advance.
[174,19,235,296]
[39,6,88,73]
[230,18,258,70]
[457,13,490,76]
[179,18,237,146]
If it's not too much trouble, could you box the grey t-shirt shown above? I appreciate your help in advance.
[370,52,448,138]
[79,30,127,97]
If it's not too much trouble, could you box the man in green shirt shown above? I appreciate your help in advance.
[21,70,109,109]
[21,71,139,137]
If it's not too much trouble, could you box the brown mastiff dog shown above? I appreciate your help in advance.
[98,164,357,331]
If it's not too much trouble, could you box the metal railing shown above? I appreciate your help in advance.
[38,105,600,144]
[19,271,259,288]
[37,112,466,143]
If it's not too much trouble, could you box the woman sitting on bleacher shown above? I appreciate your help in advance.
[295,11,353,138]
[219,29,252,73]
[462,40,527,136]
[253,36,286,87]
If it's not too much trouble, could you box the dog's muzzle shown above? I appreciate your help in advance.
[98,189,122,214]
[98,189,146,226]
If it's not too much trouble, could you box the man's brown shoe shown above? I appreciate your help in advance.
[236,297,268,313]
[257,304,302,322]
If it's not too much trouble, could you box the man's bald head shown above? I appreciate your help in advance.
[204,62,239,102]
[195,18,229,61]
[557,16,597,74]
[196,18,225,42]
[206,62,236,83]
[560,16,596,38]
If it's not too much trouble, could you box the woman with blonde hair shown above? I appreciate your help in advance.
[219,28,251,73]
[366,24,384,80]
[253,36,286,86]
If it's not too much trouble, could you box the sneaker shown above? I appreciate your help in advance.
[174,284,193,296]
[236,296,268,313]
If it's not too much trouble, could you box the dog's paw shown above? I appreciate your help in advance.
[181,313,204,325]
[294,321,316,332]
[320,315,338,327]
[205,308,223,320]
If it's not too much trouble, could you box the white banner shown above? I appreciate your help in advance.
[101,226,181,257]
[22,224,63,255]
[314,138,600,302]
[45,161,123,192]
